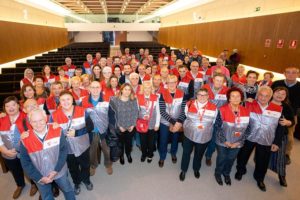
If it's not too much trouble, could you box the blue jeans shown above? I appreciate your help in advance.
[159,123,179,160]
[205,127,216,159]
[36,172,75,200]
[215,145,240,177]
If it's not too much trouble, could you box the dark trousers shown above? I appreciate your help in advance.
[159,123,179,160]
[67,148,91,185]
[205,128,216,159]
[215,145,240,177]
[4,157,25,187]
[236,140,272,182]
[118,130,134,157]
[181,136,209,172]
[139,130,156,158]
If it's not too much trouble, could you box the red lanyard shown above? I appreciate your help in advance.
[195,102,207,122]
[230,104,240,126]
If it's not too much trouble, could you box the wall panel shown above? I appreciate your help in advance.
[0,21,68,64]
[158,12,300,73]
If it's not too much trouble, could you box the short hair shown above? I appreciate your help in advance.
[57,66,64,72]
[213,73,226,79]
[51,81,63,89]
[24,68,34,77]
[28,108,47,122]
[103,66,112,73]
[167,74,178,82]
[129,72,139,80]
[263,71,274,78]
[284,67,299,73]
[196,88,209,95]
[3,96,19,112]
[71,76,81,83]
[33,75,44,82]
[178,65,187,70]
[59,90,74,100]
[80,74,90,82]
[272,86,290,104]
[257,85,273,97]
[226,87,244,102]
[246,70,259,78]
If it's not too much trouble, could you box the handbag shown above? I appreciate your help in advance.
[136,99,154,133]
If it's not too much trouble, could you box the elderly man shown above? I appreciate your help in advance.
[62,57,76,78]
[83,54,94,75]
[81,81,113,176]
[235,86,283,191]
[20,109,75,200]
[272,67,300,164]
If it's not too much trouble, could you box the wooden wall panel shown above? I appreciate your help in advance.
[158,11,300,73]
[0,21,68,64]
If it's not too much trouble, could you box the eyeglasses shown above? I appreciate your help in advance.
[167,81,177,84]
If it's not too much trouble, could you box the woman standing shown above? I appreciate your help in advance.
[108,83,139,165]
[214,87,250,186]
[42,65,56,89]
[91,65,102,82]
[50,91,93,195]
[136,81,160,163]
[269,87,294,187]
[33,76,49,108]
[20,68,34,88]
[0,96,37,199]
[179,88,217,181]
[20,84,36,109]
[70,76,89,105]
[100,67,113,91]
[103,75,120,98]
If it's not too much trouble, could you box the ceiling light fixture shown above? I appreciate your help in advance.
[136,0,214,22]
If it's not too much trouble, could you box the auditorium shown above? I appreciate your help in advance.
[0,0,299,200]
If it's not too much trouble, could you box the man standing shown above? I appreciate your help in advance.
[20,109,75,200]
[272,67,300,164]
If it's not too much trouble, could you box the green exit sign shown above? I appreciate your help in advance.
[256,7,261,12]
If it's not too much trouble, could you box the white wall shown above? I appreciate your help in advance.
[127,31,153,42]
[74,32,103,42]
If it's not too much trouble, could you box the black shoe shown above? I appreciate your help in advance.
[279,176,287,187]
[147,158,152,163]
[206,158,212,166]
[141,156,146,162]
[179,171,186,181]
[171,155,177,164]
[257,181,266,192]
[158,160,164,168]
[74,184,81,195]
[120,156,125,165]
[127,155,132,163]
[215,175,223,185]
[234,172,243,181]
[224,176,231,185]
[84,182,93,191]
[52,185,59,197]
[194,171,200,179]
[285,155,291,165]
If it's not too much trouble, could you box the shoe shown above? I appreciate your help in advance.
[158,160,164,168]
[84,182,93,191]
[127,155,133,163]
[29,184,38,196]
[13,186,24,199]
[171,155,177,164]
[74,184,81,195]
[224,176,231,185]
[106,166,113,175]
[141,156,146,162]
[285,155,291,165]
[52,185,59,197]
[179,171,186,181]
[147,158,152,163]
[279,176,287,187]
[206,158,212,166]
[215,175,223,185]
[234,172,243,181]
[194,171,200,179]
[120,156,125,165]
[90,167,96,176]
[257,181,266,192]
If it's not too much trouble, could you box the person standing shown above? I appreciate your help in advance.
[271,67,300,164]
[20,109,75,200]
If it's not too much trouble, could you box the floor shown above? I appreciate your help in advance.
[1,139,299,200]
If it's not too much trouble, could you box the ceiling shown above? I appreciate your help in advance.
[52,0,174,15]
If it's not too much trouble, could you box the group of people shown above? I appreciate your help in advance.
[0,46,299,200]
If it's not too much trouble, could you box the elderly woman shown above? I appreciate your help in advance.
[108,83,139,165]
[158,75,187,168]
[20,68,34,88]
[179,88,217,181]
[0,96,37,199]
[235,86,283,192]
[214,87,250,186]
[136,81,160,163]
[231,65,246,86]
[269,87,294,187]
